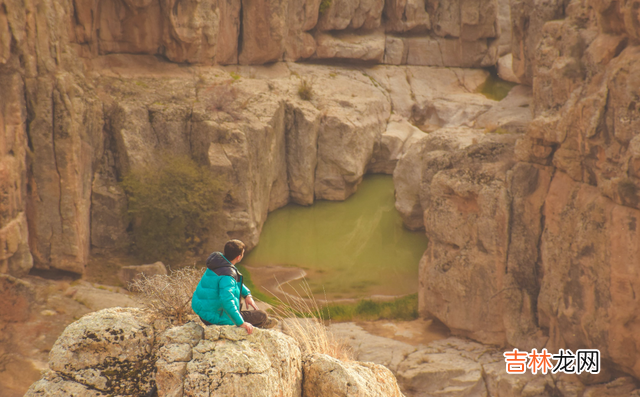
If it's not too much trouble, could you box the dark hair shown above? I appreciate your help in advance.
[224,239,245,262]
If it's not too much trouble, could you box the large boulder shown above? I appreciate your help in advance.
[369,119,425,174]
[182,325,303,396]
[26,308,407,397]
[26,308,157,396]
[119,262,168,289]
[329,322,417,374]
[303,353,405,397]
[287,64,391,201]
[475,85,532,134]
[393,127,485,230]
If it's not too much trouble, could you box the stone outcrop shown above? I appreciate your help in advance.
[390,0,640,384]
[7,0,505,67]
[303,353,405,397]
[28,308,157,396]
[119,261,168,289]
[510,0,569,85]
[26,308,406,396]
[475,85,532,133]
[330,322,638,397]
[0,0,515,276]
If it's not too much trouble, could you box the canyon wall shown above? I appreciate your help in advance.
[0,0,512,276]
[4,0,640,386]
[65,0,505,67]
[403,0,640,382]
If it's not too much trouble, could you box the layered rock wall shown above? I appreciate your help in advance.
[0,0,512,276]
[404,0,640,382]
[62,0,504,67]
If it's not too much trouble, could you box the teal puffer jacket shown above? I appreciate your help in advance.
[191,253,251,326]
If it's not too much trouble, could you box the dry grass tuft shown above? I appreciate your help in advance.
[130,266,204,325]
[297,78,314,101]
[270,279,354,362]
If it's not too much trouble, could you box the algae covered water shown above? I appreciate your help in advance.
[243,174,429,300]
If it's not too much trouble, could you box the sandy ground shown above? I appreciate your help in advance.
[357,318,450,346]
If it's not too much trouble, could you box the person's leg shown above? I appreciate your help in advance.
[199,316,213,326]
[241,310,268,327]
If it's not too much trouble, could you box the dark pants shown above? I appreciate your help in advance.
[200,309,269,327]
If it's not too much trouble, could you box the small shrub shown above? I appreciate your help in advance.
[131,266,204,325]
[298,78,314,101]
[229,71,241,81]
[121,155,224,262]
[319,0,332,15]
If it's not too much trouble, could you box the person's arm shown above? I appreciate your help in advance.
[245,295,258,310]
[218,276,244,326]
[241,283,251,298]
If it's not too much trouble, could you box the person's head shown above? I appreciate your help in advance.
[224,239,245,264]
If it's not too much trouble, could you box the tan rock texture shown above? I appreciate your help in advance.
[26,308,408,397]
[0,73,32,277]
[119,262,168,289]
[302,352,405,397]
[510,0,569,85]
[26,308,157,396]
[392,0,640,384]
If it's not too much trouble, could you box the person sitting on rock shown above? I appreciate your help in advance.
[192,239,277,334]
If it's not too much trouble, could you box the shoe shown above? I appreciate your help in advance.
[261,318,279,329]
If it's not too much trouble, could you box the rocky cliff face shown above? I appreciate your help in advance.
[63,0,504,67]
[0,0,514,276]
[397,0,640,383]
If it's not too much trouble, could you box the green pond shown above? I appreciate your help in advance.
[243,174,429,301]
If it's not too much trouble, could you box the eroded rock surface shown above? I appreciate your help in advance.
[26,308,408,397]
[28,308,156,396]
[303,353,405,397]
[390,0,640,384]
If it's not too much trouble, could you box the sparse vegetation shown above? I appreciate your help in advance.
[229,71,241,81]
[121,155,224,262]
[319,0,332,15]
[298,77,314,101]
[323,294,419,322]
[135,80,149,88]
[130,266,204,325]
